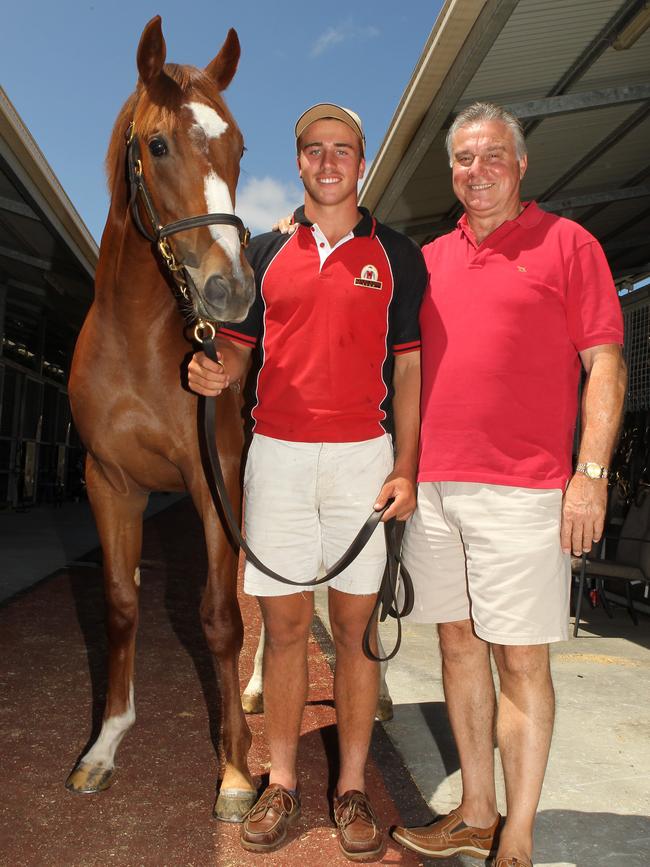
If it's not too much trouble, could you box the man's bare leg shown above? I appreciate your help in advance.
[259,592,314,789]
[491,643,554,865]
[328,589,380,794]
[438,619,499,827]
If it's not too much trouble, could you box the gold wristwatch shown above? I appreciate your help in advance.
[575,461,609,480]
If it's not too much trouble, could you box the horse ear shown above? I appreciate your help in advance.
[204,29,240,91]
[137,15,167,87]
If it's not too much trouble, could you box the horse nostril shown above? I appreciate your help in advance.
[203,274,231,309]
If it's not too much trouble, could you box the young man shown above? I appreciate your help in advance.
[188,103,427,860]
[392,102,626,867]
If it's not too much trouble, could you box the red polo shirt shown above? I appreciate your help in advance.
[418,202,624,489]
[221,207,426,442]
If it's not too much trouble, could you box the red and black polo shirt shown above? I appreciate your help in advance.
[220,206,427,443]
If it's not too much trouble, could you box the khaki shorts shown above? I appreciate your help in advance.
[243,433,393,597]
[402,481,570,645]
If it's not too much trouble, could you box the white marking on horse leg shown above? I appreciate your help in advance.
[243,622,265,698]
[186,101,229,140]
[133,567,140,587]
[81,683,135,769]
[377,633,391,701]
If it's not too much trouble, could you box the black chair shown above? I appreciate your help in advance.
[572,487,650,636]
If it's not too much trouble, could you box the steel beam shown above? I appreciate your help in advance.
[504,84,650,121]
[539,183,650,213]
[0,244,52,271]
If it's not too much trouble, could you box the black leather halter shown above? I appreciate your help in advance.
[125,121,250,307]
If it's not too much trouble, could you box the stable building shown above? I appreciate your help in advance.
[0,87,97,507]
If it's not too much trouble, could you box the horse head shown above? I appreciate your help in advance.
[112,16,255,324]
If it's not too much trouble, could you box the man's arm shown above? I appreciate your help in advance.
[561,343,627,555]
[374,351,421,521]
[187,335,253,397]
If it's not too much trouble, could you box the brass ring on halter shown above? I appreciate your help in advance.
[194,320,217,343]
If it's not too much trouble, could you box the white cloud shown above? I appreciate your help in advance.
[236,176,303,235]
[310,21,380,58]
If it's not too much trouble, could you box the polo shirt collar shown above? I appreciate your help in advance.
[457,201,545,243]
[292,205,376,238]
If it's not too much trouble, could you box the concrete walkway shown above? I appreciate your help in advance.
[1,497,648,865]
[316,589,650,867]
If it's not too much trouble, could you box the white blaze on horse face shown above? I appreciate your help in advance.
[81,683,135,769]
[184,101,243,280]
[203,171,244,278]
[187,101,229,141]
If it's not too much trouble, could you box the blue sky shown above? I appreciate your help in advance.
[2,1,442,242]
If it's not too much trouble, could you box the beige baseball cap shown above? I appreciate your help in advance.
[295,103,365,156]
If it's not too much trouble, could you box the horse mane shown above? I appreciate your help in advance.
[105,63,222,194]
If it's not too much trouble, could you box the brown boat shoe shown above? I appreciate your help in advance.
[239,783,301,853]
[391,807,501,859]
[333,790,384,861]
[495,858,533,866]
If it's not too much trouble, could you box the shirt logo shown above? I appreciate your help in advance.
[517,265,527,272]
[354,264,383,290]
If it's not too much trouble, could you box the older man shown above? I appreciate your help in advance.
[392,103,626,867]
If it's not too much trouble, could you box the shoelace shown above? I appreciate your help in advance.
[246,786,296,821]
[335,793,377,831]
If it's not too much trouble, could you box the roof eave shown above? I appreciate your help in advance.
[0,86,98,278]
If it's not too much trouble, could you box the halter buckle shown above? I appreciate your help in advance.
[193,320,217,342]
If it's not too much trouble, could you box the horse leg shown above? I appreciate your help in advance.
[66,456,147,793]
[242,620,394,721]
[375,632,394,722]
[197,496,255,822]
[241,621,265,714]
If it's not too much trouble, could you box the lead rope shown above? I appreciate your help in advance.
[196,325,413,661]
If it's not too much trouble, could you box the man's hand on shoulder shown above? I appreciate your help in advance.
[560,473,608,555]
[272,214,297,235]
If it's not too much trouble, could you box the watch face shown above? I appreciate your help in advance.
[586,462,602,479]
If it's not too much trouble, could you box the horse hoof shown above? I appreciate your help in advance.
[213,788,257,823]
[375,696,394,722]
[241,692,264,714]
[65,762,114,793]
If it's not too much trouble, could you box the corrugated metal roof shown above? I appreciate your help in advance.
[360,0,650,283]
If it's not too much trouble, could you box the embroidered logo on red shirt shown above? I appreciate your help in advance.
[354,263,383,290]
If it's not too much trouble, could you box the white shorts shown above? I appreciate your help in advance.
[402,481,571,645]
[243,433,394,597]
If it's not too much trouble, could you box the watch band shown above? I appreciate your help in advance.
[576,461,609,479]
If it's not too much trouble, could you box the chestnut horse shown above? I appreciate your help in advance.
[67,16,256,821]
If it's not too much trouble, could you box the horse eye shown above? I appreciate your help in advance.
[241,145,247,158]
[148,137,168,157]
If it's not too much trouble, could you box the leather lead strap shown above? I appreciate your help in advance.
[200,336,414,662]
